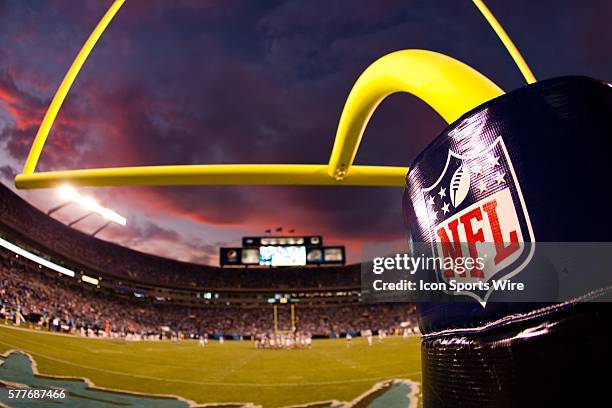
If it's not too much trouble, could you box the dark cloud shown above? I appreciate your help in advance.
[0,165,15,181]
[0,0,610,263]
[132,221,181,242]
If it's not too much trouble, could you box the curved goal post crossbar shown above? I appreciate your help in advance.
[327,49,504,180]
[15,0,513,190]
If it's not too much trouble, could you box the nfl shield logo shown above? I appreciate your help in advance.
[420,136,535,303]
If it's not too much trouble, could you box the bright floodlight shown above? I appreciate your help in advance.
[57,185,126,226]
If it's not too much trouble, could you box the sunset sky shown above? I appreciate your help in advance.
[0,0,609,265]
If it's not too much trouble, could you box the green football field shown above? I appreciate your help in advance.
[0,325,422,407]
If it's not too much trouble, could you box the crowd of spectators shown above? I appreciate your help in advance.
[0,183,416,339]
[1,249,416,338]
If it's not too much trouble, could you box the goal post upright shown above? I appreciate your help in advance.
[14,1,515,190]
[272,302,296,334]
[291,303,296,333]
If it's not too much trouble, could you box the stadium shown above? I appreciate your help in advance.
[1,1,611,407]
[0,183,421,407]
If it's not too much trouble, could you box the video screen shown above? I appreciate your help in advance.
[306,248,323,263]
[259,246,306,266]
[324,247,344,262]
[241,248,260,264]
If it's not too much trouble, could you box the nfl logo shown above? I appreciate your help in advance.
[419,136,535,302]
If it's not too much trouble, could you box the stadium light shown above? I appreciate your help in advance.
[81,274,99,285]
[57,185,126,226]
[0,236,75,277]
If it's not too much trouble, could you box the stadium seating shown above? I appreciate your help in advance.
[0,183,416,338]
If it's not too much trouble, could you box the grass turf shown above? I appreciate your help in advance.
[0,325,421,407]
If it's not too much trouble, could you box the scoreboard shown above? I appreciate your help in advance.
[242,236,322,247]
[220,235,345,266]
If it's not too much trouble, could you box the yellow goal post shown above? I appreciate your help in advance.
[15,0,534,190]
